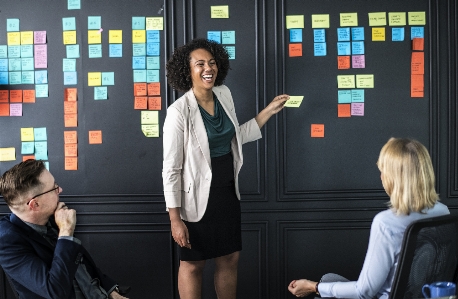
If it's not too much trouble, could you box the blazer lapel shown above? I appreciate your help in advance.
[10,214,55,250]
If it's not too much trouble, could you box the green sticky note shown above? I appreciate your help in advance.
[63,58,76,72]
[88,16,101,29]
[284,96,304,107]
[94,86,108,100]
[133,70,146,83]
[102,72,114,85]
[34,127,47,141]
[66,45,80,58]
[62,17,76,31]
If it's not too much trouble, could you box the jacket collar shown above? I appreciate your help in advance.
[10,213,55,249]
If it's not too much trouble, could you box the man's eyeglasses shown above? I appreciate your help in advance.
[26,184,60,205]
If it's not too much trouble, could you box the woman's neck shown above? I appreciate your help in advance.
[192,87,213,105]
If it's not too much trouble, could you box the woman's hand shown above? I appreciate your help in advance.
[288,279,317,297]
[169,208,191,249]
[255,94,289,128]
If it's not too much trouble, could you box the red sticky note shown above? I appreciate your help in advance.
[0,90,8,103]
[10,90,23,103]
[337,56,350,69]
[64,131,78,144]
[0,104,9,116]
[23,90,36,103]
[65,157,78,170]
[338,104,351,117]
[289,44,302,57]
[134,83,147,96]
[134,97,148,110]
[64,114,78,127]
[412,38,424,51]
[89,130,102,144]
[65,88,78,102]
[64,143,78,157]
[411,74,424,98]
[148,97,161,110]
[411,52,424,75]
[22,155,35,162]
[311,124,324,138]
[148,82,160,95]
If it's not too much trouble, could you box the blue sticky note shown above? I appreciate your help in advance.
[147,70,160,83]
[21,142,35,154]
[0,59,7,72]
[34,127,47,141]
[63,71,77,85]
[109,44,122,57]
[146,43,160,56]
[66,45,80,58]
[337,42,351,55]
[34,142,48,160]
[351,41,365,55]
[0,46,7,58]
[147,56,160,69]
[22,58,34,71]
[43,161,49,170]
[68,0,81,10]
[94,86,108,100]
[35,70,48,84]
[314,29,325,42]
[207,31,221,43]
[289,29,302,43]
[88,44,102,58]
[0,72,8,84]
[338,90,352,103]
[62,17,76,31]
[146,30,160,43]
[314,43,326,56]
[411,27,424,40]
[132,17,146,30]
[8,46,21,58]
[392,28,405,42]
[337,28,350,41]
[351,27,364,41]
[351,89,364,102]
[35,84,48,98]
[88,16,101,30]
[102,72,114,85]
[9,72,22,84]
[222,31,236,44]
[133,56,146,69]
[21,71,35,84]
[132,44,146,56]
[133,70,147,82]
[63,58,76,72]
[7,19,20,32]
[224,46,235,59]
[9,58,21,71]
[21,45,34,58]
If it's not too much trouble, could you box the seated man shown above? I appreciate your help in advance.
[0,160,129,299]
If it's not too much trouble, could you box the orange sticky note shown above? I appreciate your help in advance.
[148,97,161,110]
[134,97,148,110]
[311,124,324,138]
[412,38,424,51]
[65,88,78,102]
[289,44,302,57]
[64,114,78,127]
[22,155,35,162]
[64,101,78,114]
[0,90,8,103]
[65,157,78,170]
[64,131,78,144]
[23,90,36,103]
[411,52,424,75]
[338,104,351,117]
[337,56,350,70]
[0,104,9,116]
[148,83,161,95]
[411,74,424,97]
[89,130,102,144]
[10,90,22,103]
[134,83,147,96]
[64,143,78,157]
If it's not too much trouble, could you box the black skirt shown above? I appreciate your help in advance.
[180,152,242,261]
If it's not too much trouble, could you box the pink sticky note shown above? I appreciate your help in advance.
[34,31,47,44]
[34,44,48,68]
[352,55,365,68]
[351,103,364,116]
[10,103,22,116]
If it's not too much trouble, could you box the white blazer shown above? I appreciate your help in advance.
[162,85,262,222]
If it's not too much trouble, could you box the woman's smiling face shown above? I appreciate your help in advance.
[189,48,218,92]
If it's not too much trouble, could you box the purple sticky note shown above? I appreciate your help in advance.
[351,103,364,116]
[10,103,22,116]
[34,31,47,44]
[34,45,48,68]
[352,55,365,68]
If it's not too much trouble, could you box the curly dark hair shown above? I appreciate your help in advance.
[166,38,230,92]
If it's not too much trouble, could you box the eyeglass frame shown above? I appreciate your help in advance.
[26,184,60,205]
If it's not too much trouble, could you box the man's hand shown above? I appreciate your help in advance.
[54,202,76,237]
[288,279,318,297]
[110,290,129,299]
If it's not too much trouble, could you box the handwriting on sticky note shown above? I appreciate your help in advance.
[311,14,330,29]
[89,130,102,144]
[134,97,148,110]
[411,74,424,97]
[0,148,16,161]
[368,12,387,26]
[286,15,304,29]
[338,104,351,117]
[289,44,302,57]
[141,124,159,137]
[340,13,358,27]
[64,114,78,127]
[337,75,355,88]
[148,97,162,110]
[64,131,78,144]
[65,88,78,101]
[284,96,304,108]
[21,128,34,141]
[311,124,324,138]
[411,52,424,75]
[88,72,102,86]
[64,144,78,157]
[211,5,229,18]
[356,74,374,88]
[64,101,78,114]
[65,157,78,170]
[338,56,350,69]
[134,83,147,96]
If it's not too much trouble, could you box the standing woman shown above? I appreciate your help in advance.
[163,38,288,299]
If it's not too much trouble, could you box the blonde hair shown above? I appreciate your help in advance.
[377,138,438,215]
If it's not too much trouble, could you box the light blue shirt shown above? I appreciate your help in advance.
[318,202,450,299]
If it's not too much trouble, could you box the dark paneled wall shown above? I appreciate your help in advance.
[0,0,457,298]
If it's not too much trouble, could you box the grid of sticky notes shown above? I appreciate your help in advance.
[286,15,305,57]
[411,37,424,97]
[207,6,234,58]
[64,88,78,170]
[20,127,49,166]
[131,16,163,138]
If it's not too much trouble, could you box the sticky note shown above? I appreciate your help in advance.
[22,142,35,155]
[313,29,325,42]
[62,17,76,31]
[63,31,77,45]
[65,157,78,170]
[8,45,21,58]
[356,74,374,88]
[64,131,78,144]
[148,97,161,110]
[6,19,20,32]
[64,114,78,127]
[9,72,22,85]
[10,103,22,116]
[0,45,9,58]
[286,15,304,29]
[311,14,330,29]
[289,44,302,57]
[109,30,123,44]
[311,124,324,138]
[133,44,146,56]
[224,46,235,59]
[34,127,47,141]
[34,31,47,44]
[65,88,77,101]
[21,127,34,141]
[411,52,424,75]
[338,104,351,117]
[392,28,405,41]
[372,28,385,41]
[88,44,102,58]
[284,96,303,107]
[102,72,115,85]
[337,56,350,70]
[88,30,102,44]
[68,0,81,10]
[88,16,101,30]
[22,155,35,162]
[351,103,364,116]
[7,32,20,45]
[340,13,358,27]
[23,90,36,103]
[134,83,147,96]
[64,101,78,114]
[412,38,424,51]
[35,84,48,98]
[408,12,426,25]
[352,55,365,68]
[337,75,355,88]
[109,44,122,57]
[9,58,22,71]
[64,72,77,85]
[411,27,424,39]
[368,12,387,26]
[89,130,102,144]
[133,70,147,82]
[389,12,406,26]
[147,56,160,69]
[66,44,80,58]
[337,42,351,55]
[147,70,160,83]
[207,31,221,44]
[145,17,163,30]
[211,5,229,18]
[132,17,146,30]
[132,30,146,43]
[22,58,34,71]
[337,28,350,41]
[134,97,148,109]
[351,27,364,41]
[0,90,8,102]
[314,43,326,56]
[35,70,48,84]
[146,30,160,43]
[141,124,159,137]
[222,31,235,44]
[63,58,76,72]
[21,45,34,58]
[338,90,352,103]
[94,86,108,100]
[88,72,102,86]
[141,111,158,124]
[148,83,160,95]
[146,43,160,56]
[351,89,365,102]
[65,143,78,157]
[21,31,34,45]
[290,29,302,43]
[0,148,16,161]
[10,90,22,102]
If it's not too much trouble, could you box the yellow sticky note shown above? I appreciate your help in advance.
[109,30,122,43]
[372,27,385,41]
[408,11,426,25]
[132,30,146,43]
[311,14,330,29]
[368,12,387,26]
[141,124,159,137]
[356,74,374,88]
[340,13,358,27]
[337,75,355,89]
[20,31,34,45]
[146,17,164,30]
[88,30,102,44]
[286,15,304,29]
[284,96,304,108]
[0,148,16,162]
[88,72,102,86]
[21,128,35,141]
[7,32,21,45]
[63,31,77,45]
[211,5,229,18]
[389,12,406,26]
[141,111,158,124]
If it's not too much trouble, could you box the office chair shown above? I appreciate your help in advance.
[390,214,458,299]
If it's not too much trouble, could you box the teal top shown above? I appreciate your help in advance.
[198,94,235,158]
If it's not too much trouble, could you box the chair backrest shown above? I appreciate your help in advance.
[390,214,458,299]
[1,266,20,299]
